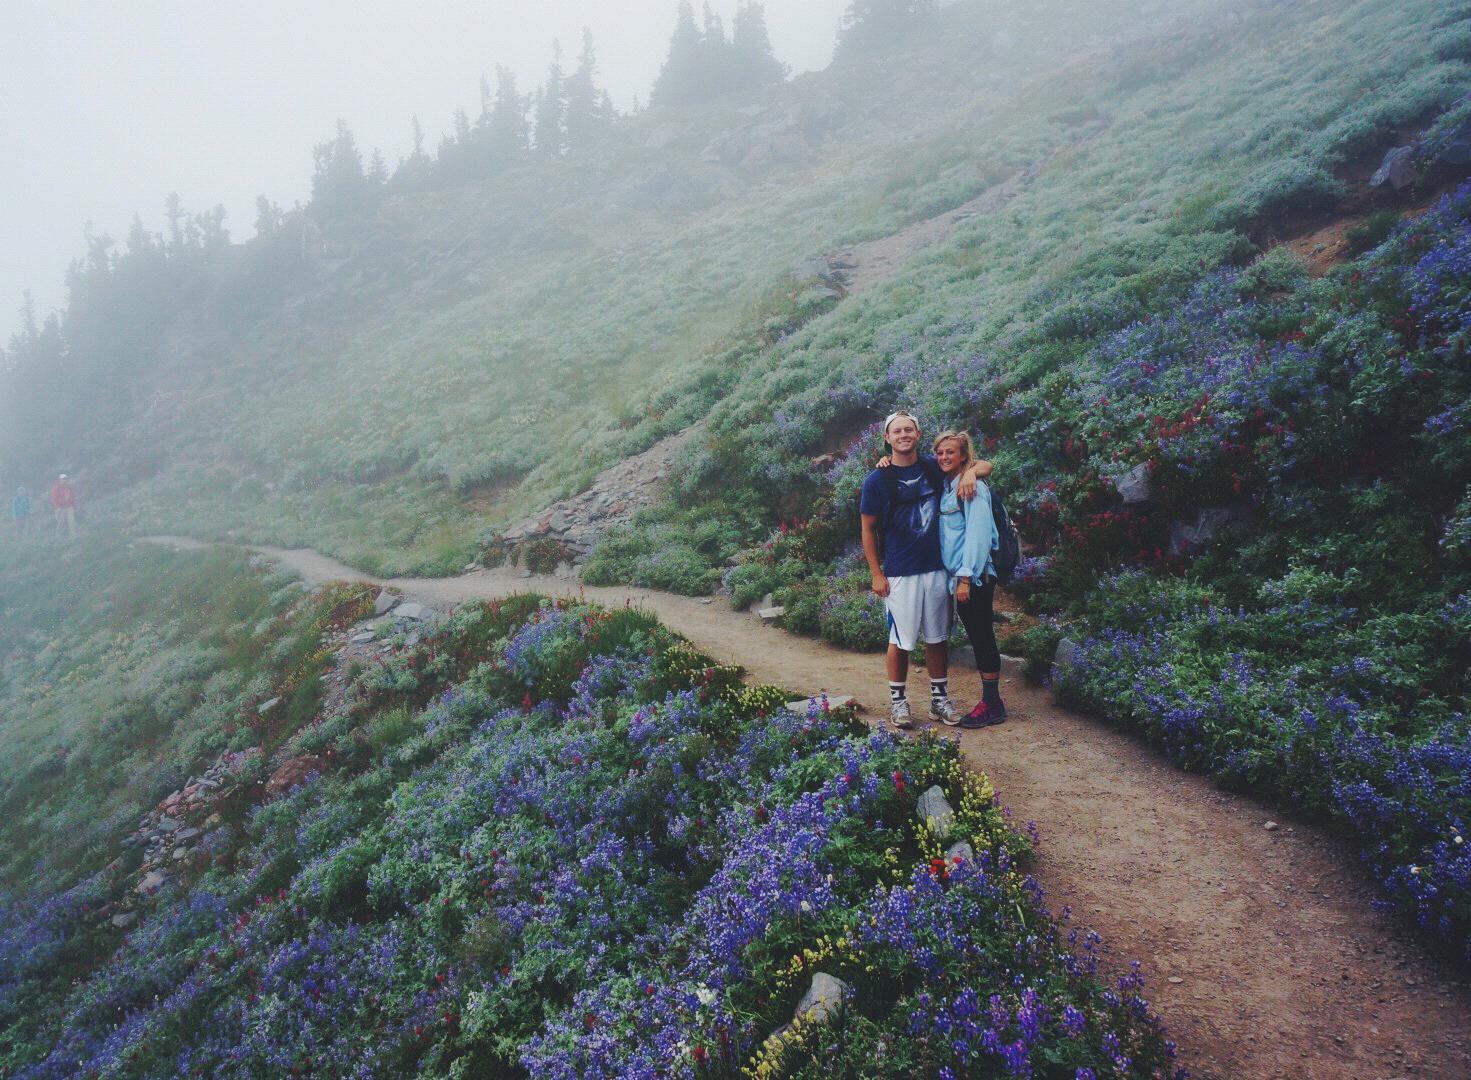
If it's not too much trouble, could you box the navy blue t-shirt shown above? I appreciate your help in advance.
[859,457,945,577]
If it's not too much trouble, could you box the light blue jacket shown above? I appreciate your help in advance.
[939,476,996,592]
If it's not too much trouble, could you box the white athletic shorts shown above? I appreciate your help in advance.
[885,570,952,651]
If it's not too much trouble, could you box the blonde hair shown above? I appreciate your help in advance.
[932,430,975,468]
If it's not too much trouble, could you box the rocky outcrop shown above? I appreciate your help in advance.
[499,428,699,564]
[701,98,847,172]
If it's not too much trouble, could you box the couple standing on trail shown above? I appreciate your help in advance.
[860,410,1007,729]
[10,474,79,541]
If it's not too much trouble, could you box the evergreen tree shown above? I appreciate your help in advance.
[484,65,529,165]
[534,39,566,157]
[310,119,373,220]
[650,1,703,107]
[194,206,229,251]
[699,4,734,96]
[367,148,388,186]
[411,114,428,161]
[836,0,936,59]
[394,115,434,188]
[564,27,610,154]
[164,193,186,250]
[126,214,159,258]
[731,2,787,89]
[253,196,284,239]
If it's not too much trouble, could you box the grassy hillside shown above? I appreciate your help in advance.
[8,0,1240,573]
[582,0,1471,957]
[0,539,369,898]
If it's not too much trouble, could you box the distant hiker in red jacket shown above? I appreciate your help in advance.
[50,474,77,539]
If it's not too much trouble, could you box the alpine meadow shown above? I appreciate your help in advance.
[3,0,1471,1076]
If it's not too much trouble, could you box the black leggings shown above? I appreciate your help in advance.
[955,576,1000,673]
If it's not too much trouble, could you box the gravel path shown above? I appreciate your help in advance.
[143,537,1471,1078]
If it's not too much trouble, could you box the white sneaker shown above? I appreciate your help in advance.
[889,697,914,729]
[930,696,962,726]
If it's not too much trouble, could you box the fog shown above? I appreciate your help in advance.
[2,0,848,339]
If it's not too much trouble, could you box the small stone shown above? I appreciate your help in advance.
[156,816,182,833]
[945,841,975,866]
[395,602,430,622]
[1168,976,1184,985]
[785,693,854,715]
[173,847,189,861]
[137,870,167,894]
[175,827,201,842]
[350,631,376,644]
[256,696,281,716]
[111,912,138,930]
[757,606,786,624]
[373,589,399,616]
[1264,821,1279,832]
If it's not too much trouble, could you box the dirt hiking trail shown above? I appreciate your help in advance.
[146,537,1471,1078]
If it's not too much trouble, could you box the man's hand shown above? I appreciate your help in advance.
[955,459,993,500]
[871,572,891,598]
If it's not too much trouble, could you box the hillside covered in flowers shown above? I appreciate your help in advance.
[0,576,1182,1077]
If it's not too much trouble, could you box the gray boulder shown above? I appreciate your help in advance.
[111,912,138,930]
[795,972,852,1025]
[256,696,280,716]
[373,589,399,616]
[136,870,167,895]
[917,786,955,840]
[1438,115,1471,165]
[394,602,431,622]
[1054,637,1084,677]
[1370,145,1417,191]
[1114,462,1151,505]
[1168,505,1248,557]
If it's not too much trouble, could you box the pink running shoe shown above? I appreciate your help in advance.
[959,701,1006,728]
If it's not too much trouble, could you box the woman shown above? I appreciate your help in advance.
[933,431,1006,727]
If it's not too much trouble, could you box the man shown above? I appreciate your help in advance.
[10,485,31,540]
[859,410,990,728]
[50,473,77,539]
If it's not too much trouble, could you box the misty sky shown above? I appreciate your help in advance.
[2,1,848,341]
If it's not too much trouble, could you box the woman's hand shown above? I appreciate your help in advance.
[956,578,971,603]
[876,455,892,468]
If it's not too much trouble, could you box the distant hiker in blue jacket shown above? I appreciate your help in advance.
[10,485,31,540]
[860,410,990,729]
[932,431,1006,727]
